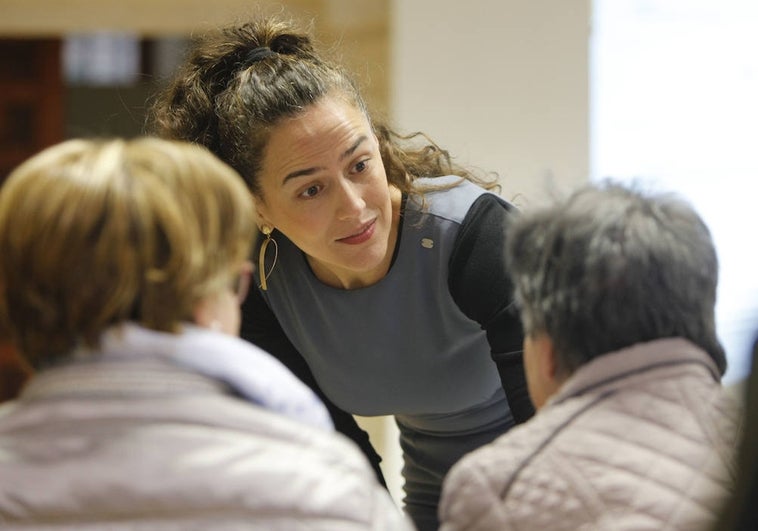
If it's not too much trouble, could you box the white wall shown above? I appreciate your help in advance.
[591,0,758,382]
[367,0,591,507]
[390,0,590,208]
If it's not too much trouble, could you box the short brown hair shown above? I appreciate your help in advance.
[0,138,255,369]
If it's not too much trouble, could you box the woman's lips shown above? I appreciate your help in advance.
[337,219,376,245]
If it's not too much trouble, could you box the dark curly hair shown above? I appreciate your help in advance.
[146,16,498,200]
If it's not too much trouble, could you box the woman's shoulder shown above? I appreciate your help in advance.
[408,175,500,224]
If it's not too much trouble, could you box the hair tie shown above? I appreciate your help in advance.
[244,46,277,65]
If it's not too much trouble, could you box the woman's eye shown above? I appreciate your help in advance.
[300,184,321,198]
[353,159,369,173]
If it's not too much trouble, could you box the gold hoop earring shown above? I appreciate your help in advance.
[258,226,278,291]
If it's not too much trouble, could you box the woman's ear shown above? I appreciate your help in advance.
[252,195,272,230]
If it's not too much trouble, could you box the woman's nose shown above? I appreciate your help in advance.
[336,178,365,219]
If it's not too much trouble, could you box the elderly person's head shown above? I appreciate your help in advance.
[505,182,725,408]
[0,138,255,370]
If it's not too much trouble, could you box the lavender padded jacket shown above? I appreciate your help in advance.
[0,325,414,530]
[439,338,742,531]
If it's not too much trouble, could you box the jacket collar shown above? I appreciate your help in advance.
[22,357,226,400]
[548,338,722,407]
[20,323,333,431]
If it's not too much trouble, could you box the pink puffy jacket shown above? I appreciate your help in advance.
[440,338,742,531]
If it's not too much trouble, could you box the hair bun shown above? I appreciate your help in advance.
[244,46,277,65]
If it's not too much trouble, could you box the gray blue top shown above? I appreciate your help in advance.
[242,176,529,531]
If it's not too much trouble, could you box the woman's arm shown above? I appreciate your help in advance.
[448,194,535,423]
[240,287,387,487]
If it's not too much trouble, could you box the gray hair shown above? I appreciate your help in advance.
[505,181,726,377]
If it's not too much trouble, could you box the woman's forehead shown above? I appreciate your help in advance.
[262,98,373,181]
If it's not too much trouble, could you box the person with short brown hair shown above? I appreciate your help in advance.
[0,137,411,530]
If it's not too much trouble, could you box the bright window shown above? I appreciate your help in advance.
[591,0,758,382]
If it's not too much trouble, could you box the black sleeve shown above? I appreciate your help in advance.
[240,286,387,487]
[448,194,535,423]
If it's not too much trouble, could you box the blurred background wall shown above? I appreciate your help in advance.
[0,0,588,202]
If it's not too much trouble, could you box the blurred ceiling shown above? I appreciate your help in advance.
[0,0,387,37]
[0,0,390,112]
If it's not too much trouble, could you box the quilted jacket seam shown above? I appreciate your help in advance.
[498,389,616,500]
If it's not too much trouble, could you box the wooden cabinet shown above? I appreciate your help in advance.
[0,39,63,185]
[0,39,61,396]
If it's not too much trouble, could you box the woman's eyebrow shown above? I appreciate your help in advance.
[282,136,368,184]
[340,135,367,161]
